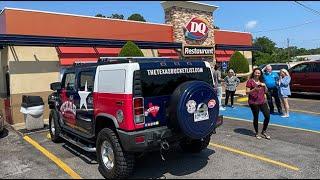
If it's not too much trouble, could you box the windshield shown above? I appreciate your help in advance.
[136,67,213,97]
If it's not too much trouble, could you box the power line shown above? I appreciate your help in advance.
[251,19,320,34]
[250,1,320,34]
[294,1,320,16]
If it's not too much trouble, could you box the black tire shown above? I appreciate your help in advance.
[49,110,62,143]
[179,134,211,153]
[96,128,135,179]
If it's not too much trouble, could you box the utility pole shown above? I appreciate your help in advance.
[287,38,290,61]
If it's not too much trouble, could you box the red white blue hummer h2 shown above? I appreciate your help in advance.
[48,57,223,179]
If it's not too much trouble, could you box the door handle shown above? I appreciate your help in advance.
[116,101,124,106]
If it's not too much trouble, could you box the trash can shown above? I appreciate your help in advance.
[20,95,45,130]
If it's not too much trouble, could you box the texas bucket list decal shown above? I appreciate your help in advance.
[184,17,210,40]
[145,103,160,117]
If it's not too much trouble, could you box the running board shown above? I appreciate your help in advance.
[60,133,96,152]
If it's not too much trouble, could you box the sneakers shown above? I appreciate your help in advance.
[261,131,271,140]
[219,107,226,111]
[231,105,235,109]
[255,134,262,139]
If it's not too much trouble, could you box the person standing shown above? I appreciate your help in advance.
[224,69,240,108]
[246,68,271,140]
[263,65,283,115]
[212,64,225,111]
[278,69,291,118]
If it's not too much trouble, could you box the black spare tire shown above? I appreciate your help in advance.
[168,81,219,139]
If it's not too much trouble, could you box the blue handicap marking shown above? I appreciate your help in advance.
[220,105,320,132]
[222,62,228,70]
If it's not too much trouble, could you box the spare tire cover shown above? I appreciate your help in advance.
[169,81,219,139]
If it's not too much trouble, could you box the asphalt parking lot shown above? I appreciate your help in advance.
[0,95,320,179]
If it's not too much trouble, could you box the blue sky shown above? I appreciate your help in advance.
[1,1,320,49]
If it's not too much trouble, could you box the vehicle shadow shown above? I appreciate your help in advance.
[0,128,9,139]
[60,140,215,179]
[131,145,215,179]
[233,128,255,137]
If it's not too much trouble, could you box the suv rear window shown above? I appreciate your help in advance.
[134,67,213,97]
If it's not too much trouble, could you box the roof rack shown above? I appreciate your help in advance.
[73,61,98,66]
[98,57,177,64]
[72,57,181,67]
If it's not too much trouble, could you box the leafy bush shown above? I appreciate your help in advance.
[221,72,227,79]
[118,41,144,57]
[229,51,249,74]
[238,76,248,83]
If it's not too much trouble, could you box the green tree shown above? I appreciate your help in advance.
[253,36,276,54]
[127,13,146,22]
[95,13,106,18]
[108,13,124,19]
[229,51,249,73]
[118,41,144,57]
[252,36,278,66]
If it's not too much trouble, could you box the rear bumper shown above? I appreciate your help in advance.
[117,126,174,152]
[117,116,223,152]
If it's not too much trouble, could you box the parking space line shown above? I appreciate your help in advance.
[233,102,320,116]
[236,97,248,103]
[287,109,320,116]
[224,116,320,134]
[209,143,300,171]
[23,136,82,179]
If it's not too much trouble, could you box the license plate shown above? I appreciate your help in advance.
[194,111,209,122]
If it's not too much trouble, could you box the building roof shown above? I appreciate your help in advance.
[0,7,174,42]
[0,7,252,47]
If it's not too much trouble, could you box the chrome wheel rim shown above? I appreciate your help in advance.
[101,140,115,170]
[50,118,55,135]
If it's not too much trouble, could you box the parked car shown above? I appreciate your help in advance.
[259,63,291,74]
[289,61,320,93]
[48,57,223,179]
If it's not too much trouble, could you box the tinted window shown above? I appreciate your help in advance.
[312,63,320,72]
[291,63,313,73]
[138,67,213,97]
[62,72,76,91]
[272,64,288,71]
[79,71,95,92]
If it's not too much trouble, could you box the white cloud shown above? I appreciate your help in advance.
[245,20,258,30]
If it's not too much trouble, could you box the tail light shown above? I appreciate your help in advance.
[133,97,145,124]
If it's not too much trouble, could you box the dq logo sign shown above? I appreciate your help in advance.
[184,17,210,40]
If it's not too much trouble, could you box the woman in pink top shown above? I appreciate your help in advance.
[246,68,271,140]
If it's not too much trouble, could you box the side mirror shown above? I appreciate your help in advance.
[50,82,62,91]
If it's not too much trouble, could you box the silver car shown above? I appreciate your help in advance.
[259,63,291,74]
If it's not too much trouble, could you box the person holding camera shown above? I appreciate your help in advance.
[246,68,271,140]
